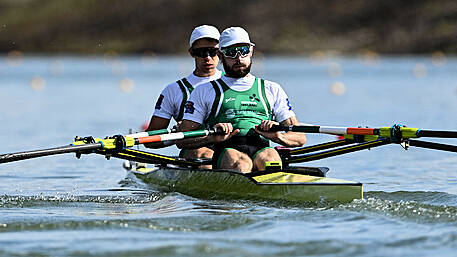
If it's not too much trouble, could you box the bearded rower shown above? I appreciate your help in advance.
[146,25,223,163]
[177,27,306,173]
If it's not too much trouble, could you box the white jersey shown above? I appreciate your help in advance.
[183,74,295,125]
[153,70,222,121]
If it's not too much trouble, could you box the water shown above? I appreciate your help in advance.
[1,54,457,256]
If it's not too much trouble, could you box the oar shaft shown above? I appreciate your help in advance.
[0,143,102,164]
[269,125,378,135]
[416,130,457,138]
[136,130,212,144]
[126,128,173,138]
[0,129,217,165]
[409,139,457,153]
[286,139,390,163]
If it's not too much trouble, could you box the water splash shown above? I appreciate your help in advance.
[337,191,457,224]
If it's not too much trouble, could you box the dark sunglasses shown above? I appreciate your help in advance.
[220,45,251,58]
[191,47,219,58]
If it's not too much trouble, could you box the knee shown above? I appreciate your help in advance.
[254,148,281,171]
[234,159,253,173]
[221,150,252,173]
[256,148,281,162]
[199,149,214,159]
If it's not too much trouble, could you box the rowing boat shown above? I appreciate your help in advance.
[2,124,456,204]
[127,163,362,203]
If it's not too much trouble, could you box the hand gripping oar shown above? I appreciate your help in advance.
[0,129,217,164]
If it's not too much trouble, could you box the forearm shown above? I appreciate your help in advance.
[176,119,213,149]
[144,116,172,148]
[176,135,214,149]
[272,131,306,147]
[144,141,174,149]
[260,116,306,147]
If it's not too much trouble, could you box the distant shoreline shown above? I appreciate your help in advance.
[1,0,456,54]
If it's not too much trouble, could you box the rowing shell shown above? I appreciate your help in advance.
[130,165,363,203]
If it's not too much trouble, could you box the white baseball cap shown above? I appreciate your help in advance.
[219,27,255,48]
[189,25,220,48]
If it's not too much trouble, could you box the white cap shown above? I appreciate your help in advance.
[219,27,255,48]
[189,25,220,48]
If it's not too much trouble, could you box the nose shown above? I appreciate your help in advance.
[233,52,242,60]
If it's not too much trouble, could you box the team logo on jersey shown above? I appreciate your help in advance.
[225,97,236,103]
[249,94,260,102]
[184,101,195,114]
[155,94,164,110]
[241,101,257,107]
[225,109,235,119]
[286,98,292,110]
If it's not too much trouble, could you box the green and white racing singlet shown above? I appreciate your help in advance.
[153,70,223,122]
[176,78,194,121]
[207,77,272,137]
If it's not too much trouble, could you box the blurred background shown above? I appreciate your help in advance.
[1,0,456,55]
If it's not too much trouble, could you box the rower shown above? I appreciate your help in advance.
[177,27,306,173]
[145,25,222,164]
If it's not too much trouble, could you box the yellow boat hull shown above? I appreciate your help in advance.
[132,165,363,203]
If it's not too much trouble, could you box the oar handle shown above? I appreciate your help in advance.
[268,125,318,132]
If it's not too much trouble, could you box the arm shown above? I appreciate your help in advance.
[176,120,239,149]
[144,84,178,148]
[255,115,306,147]
[144,116,171,149]
[176,120,211,149]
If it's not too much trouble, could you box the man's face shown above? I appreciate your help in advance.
[219,44,253,78]
[189,39,219,76]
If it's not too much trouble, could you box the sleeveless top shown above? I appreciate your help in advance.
[207,77,272,137]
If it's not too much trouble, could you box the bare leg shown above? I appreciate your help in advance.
[219,149,253,173]
[253,148,282,171]
[183,147,213,169]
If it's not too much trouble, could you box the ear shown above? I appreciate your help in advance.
[188,48,194,57]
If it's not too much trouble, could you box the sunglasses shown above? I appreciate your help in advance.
[220,45,251,58]
[191,47,219,58]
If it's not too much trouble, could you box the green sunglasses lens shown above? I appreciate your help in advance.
[222,46,251,58]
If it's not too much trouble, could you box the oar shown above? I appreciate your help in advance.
[0,143,104,164]
[269,124,457,139]
[126,128,174,138]
[0,129,217,164]
[270,124,457,154]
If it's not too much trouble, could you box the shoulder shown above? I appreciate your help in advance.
[192,80,218,93]
[261,78,281,90]
[260,78,285,96]
[161,80,182,94]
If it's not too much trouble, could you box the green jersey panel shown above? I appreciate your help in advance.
[208,78,272,136]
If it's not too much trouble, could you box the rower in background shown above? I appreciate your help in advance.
[178,27,306,173]
[145,25,222,163]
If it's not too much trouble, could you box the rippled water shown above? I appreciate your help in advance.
[1,55,457,256]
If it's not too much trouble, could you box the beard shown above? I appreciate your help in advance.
[222,58,252,78]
